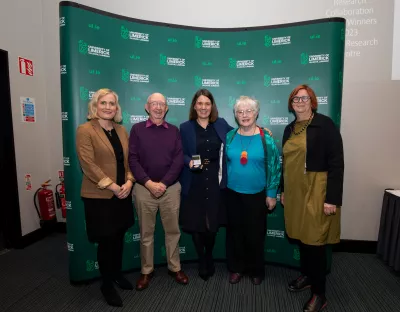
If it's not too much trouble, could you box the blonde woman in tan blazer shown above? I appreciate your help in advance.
[76,88,135,307]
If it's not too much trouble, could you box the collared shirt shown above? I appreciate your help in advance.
[146,118,169,129]
[128,120,183,186]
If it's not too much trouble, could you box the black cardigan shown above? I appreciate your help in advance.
[281,112,344,206]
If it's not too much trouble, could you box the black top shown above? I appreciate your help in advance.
[281,112,344,206]
[102,128,125,186]
[195,121,221,163]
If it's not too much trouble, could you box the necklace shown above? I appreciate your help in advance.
[292,113,314,136]
[239,126,257,165]
[103,128,113,137]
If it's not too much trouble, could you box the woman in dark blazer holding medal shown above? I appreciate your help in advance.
[76,88,135,307]
[179,89,232,280]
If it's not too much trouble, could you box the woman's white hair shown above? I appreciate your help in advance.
[87,88,122,122]
[233,96,260,113]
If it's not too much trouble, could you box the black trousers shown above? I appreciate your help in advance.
[97,229,126,283]
[226,188,267,277]
[300,243,327,295]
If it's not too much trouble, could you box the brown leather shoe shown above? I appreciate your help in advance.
[229,273,242,284]
[135,272,154,291]
[168,270,189,285]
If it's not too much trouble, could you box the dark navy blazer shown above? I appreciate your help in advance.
[179,118,233,196]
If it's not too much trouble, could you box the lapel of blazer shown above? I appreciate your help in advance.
[213,118,225,144]
[90,119,115,156]
[189,120,197,154]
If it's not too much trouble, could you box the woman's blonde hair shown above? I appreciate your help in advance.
[87,88,122,122]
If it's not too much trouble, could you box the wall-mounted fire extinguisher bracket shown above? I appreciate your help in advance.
[34,179,57,227]
[55,178,66,219]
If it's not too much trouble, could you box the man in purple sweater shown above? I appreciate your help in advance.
[129,92,188,291]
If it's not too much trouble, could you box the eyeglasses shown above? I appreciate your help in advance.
[236,109,255,116]
[149,101,166,108]
[292,96,311,103]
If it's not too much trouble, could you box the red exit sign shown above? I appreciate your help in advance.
[19,57,34,76]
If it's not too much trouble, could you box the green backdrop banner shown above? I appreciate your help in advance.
[59,1,345,282]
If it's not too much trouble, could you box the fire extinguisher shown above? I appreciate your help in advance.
[34,179,57,227]
[55,180,66,219]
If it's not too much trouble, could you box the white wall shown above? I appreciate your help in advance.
[2,0,399,240]
[0,0,63,235]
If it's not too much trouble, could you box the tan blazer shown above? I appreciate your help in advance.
[76,119,135,199]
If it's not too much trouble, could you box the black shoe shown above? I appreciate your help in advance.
[206,254,215,277]
[251,277,263,285]
[198,270,210,281]
[288,275,311,292]
[303,294,327,312]
[198,257,209,281]
[100,283,123,307]
[114,275,133,290]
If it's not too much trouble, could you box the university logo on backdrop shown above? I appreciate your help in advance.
[160,54,185,66]
[86,260,99,272]
[229,58,254,69]
[121,69,149,83]
[194,76,219,88]
[264,115,289,126]
[79,86,95,101]
[301,52,330,65]
[124,233,141,243]
[166,97,186,106]
[130,115,148,124]
[195,36,220,48]
[121,25,149,42]
[78,40,110,58]
[264,75,290,87]
[67,242,74,252]
[317,96,328,105]
[264,35,291,47]
[60,65,67,75]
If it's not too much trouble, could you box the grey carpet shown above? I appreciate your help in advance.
[0,233,399,312]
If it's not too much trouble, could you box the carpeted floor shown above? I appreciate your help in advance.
[0,233,399,312]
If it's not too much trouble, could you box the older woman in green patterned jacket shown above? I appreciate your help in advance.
[224,96,281,286]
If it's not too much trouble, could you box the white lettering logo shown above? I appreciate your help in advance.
[309,54,330,64]
[270,117,289,125]
[60,65,67,75]
[267,230,285,238]
[167,97,185,106]
[202,79,219,87]
[61,112,68,121]
[272,36,291,45]
[89,91,95,99]
[59,17,65,27]
[236,60,255,68]
[63,157,70,166]
[317,96,328,105]
[130,73,150,83]
[130,115,148,124]
[66,201,72,210]
[88,46,110,58]
[130,31,149,42]
[271,77,290,86]
[67,242,74,251]
[179,247,186,254]
[167,57,185,66]
[202,40,220,48]
[132,233,140,242]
